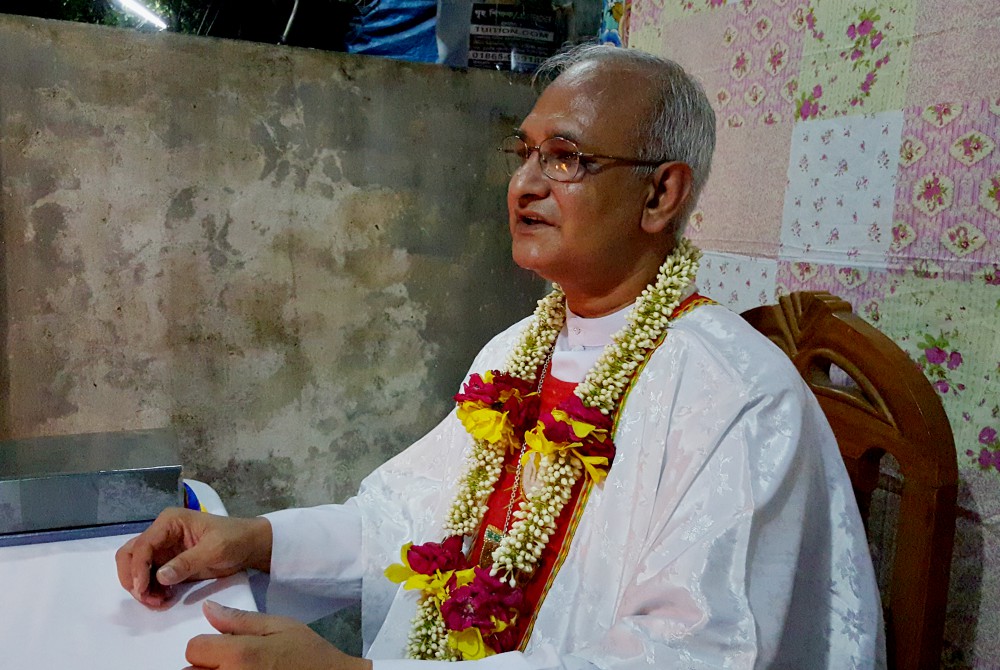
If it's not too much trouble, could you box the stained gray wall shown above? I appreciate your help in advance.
[0,15,544,519]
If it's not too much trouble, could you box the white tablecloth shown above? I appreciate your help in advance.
[0,480,257,669]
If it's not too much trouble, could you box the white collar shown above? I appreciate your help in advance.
[563,303,631,349]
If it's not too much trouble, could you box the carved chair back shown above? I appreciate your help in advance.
[741,291,957,670]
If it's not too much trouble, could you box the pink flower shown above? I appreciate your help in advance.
[455,371,539,438]
[812,84,823,98]
[919,177,945,205]
[557,393,611,430]
[933,380,950,394]
[455,373,494,405]
[440,567,523,641]
[539,398,615,458]
[947,351,963,370]
[455,372,531,406]
[978,448,993,469]
[925,347,947,365]
[851,48,864,61]
[858,19,874,36]
[861,71,876,94]
[870,31,883,49]
[847,24,857,39]
[407,536,467,575]
[980,427,999,446]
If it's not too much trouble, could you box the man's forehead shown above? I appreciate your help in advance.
[518,63,648,144]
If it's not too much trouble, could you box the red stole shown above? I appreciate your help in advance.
[467,292,716,652]
[468,372,583,652]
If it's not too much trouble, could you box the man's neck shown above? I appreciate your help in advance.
[561,266,658,317]
[558,243,676,318]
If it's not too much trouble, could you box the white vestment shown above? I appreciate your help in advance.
[264,301,885,669]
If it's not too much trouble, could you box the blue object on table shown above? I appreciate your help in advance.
[183,481,205,512]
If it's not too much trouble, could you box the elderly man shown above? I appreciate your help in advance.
[117,44,884,669]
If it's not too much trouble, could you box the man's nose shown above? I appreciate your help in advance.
[508,151,550,201]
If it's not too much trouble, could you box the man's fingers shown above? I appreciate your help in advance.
[114,536,138,592]
[126,533,157,599]
[155,547,197,586]
[186,632,226,668]
[115,508,193,601]
[202,600,287,636]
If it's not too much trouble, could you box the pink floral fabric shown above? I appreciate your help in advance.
[889,98,1000,280]
[622,0,1000,664]
[780,113,903,266]
[714,1,810,129]
[697,250,777,312]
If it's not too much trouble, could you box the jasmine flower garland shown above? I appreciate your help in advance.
[386,239,702,661]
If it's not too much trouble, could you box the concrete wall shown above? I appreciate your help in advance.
[0,14,544,520]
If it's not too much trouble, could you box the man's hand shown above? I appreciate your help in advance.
[184,601,372,670]
[115,508,273,607]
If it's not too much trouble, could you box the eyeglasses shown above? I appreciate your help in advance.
[499,135,668,183]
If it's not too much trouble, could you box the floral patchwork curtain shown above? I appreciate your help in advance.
[603,0,1000,666]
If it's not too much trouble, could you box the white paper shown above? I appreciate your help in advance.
[0,532,258,669]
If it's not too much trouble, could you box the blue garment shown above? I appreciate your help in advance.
[346,0,438,63]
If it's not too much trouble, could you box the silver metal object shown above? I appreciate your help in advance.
[0,428,182,536]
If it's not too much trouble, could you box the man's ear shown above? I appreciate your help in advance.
[641,161,693,235]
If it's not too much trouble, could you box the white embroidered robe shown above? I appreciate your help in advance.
[264,302,885,669]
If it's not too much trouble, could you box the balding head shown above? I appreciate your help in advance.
[534,45,716,232]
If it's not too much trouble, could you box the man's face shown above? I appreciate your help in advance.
[507,67,654,295]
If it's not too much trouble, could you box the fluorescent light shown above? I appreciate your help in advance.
[115,0,168,30]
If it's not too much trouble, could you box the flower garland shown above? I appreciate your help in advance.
[386,239,702,661]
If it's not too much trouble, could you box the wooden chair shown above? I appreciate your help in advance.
[741,291,958,670]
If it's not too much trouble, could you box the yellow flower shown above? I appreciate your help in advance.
[523,415,613,483]
[523,423,579,460]
[384,544,472,601]
[575,453,611,484]
[448,627,494,660]
[551,408,607,441]
[383,542,416,583]
[456,403,508,444]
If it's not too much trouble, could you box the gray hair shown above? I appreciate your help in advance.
[533,44,717,233]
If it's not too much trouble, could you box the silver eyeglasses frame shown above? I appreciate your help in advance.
[499,135,670,183]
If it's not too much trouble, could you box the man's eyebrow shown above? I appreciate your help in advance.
[555,131,584,145]
[512,129,586,145]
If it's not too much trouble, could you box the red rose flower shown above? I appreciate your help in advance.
[578,431,616,465]
[505,391,541,439]
[406,535,467,575]
[538,410,577,444]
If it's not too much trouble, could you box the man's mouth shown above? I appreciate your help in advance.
[517,213,550,226]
